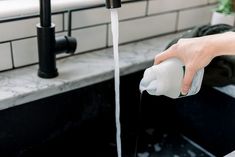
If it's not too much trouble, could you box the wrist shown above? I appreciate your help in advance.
[211,32,235,57]
[203,36,218,59]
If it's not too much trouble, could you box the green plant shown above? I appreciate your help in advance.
[216,0,233,14]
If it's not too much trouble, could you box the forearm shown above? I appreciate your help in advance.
[208,32,235,57]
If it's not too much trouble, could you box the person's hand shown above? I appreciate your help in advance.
[154,32,235,94]
[154,36,215,95]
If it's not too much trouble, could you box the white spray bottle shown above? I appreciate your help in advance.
[139,58,204,99]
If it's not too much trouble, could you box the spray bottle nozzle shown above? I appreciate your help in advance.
[105,0,121,9]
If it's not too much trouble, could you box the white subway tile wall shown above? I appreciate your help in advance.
[0,14,63,43]
[12,32,70,68]
[71,7,110,29]
[177,5,214,30]
[0,43,12,71]
[148,0,208,15]
[12,37,38,67]
[0,0,217,71]
[118,1,147,20]
[67,1,147,29]
[109,12,177,45]
[72,25,107,53]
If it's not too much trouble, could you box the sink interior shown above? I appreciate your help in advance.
[0,71,234,157]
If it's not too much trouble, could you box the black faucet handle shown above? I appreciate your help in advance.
[55,36,77,55]
[65,36,77,54]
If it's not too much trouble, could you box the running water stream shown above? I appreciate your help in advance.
[110,9,122,157]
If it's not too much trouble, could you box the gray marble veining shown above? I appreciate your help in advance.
[0,32,234,110]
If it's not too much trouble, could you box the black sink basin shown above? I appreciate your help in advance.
[0,71,234,157]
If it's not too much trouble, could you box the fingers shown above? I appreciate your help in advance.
[154,45,176,65]
[181,66,196,95]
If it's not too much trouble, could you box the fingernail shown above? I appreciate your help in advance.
[181,86,189,95]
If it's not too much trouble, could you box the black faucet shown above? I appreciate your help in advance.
[37,0,77,78]
[37,0,121,78]
[105,0,121,9]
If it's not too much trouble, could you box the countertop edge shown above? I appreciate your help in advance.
[1,60,153,110]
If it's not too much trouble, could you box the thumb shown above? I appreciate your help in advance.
[181,67,196,95]
[154,46,176,65]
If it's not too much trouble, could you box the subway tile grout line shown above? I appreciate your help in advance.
[0,30,65,44]
[9,42,15,69]
[106,24,109,48]
[68,23,110,31]
[175,11,180,32]
[0,12,64,24]
[62,12,65,32]
[145,0,149,16]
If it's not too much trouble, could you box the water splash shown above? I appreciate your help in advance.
[110,9,121,157]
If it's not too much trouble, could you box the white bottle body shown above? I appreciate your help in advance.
[139,58,204,99]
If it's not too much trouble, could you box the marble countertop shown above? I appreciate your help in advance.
[0,32,235,110]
